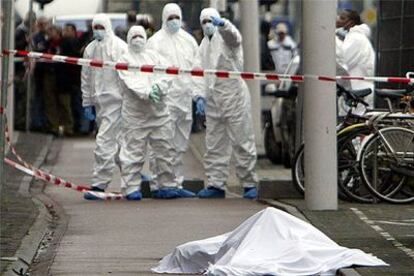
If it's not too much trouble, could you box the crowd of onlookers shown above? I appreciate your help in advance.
[13,10,204,136]
[15,12,94,135]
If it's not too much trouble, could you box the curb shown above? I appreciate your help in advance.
[17,136,53,197]
[260,199,362,276]
[4,135,54,276]
[4,199,51,276]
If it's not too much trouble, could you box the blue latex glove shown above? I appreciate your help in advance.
[211,16,225,27]
[195,97,206,116]
[149,84,161,104]
[83,106,95,121]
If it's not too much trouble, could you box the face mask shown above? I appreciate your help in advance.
[203,22,216,37]
[166,19,181,33]
[130,37,146,52]
[93,30,106,41]
[335,27,348,41]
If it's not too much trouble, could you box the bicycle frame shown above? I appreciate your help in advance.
[377,127,414,167]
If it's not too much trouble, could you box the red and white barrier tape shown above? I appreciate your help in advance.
[4,126,91,193]
[5,157,124,199]
[3,49,414,84]
[2,114,125,199]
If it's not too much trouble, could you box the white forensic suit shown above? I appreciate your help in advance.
[117,26,178,195]
[81,14,127,190]
[196,8,259,190]
[146,3,200,185]
[267,34,298,74]
[342,23,375,114]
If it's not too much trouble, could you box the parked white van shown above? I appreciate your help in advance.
[53,13,127,32]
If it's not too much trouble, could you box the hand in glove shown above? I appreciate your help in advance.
[211,16,225,27]
[149,84,161,104]
[195,97,206,116]
[83,106,95,121]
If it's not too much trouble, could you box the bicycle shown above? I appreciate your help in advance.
[292,82,414,203]
[358,87,414,204]
[292,85,373,200]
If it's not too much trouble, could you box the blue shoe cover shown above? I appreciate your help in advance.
[84,191,103,200]
[176,188,196,198]
[243,187,258,199]
[197,187,225,198]
[140,174,152,181]
[126,190,142,201]
[153,188,179,199]
[84,186,105,200]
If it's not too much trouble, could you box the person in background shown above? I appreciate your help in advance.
[195,8,259,199]
[79,20,94,54]
[115,10,138,41]
[146,3,200,195]
[260,20,274,71]
[31,16,50,132]
[126,10,137,31]
[14,11,36,130]
[81,14,128,200]
[267,22,297,74]
[42,24,74,136]
[59,23,90,135]
[337,9,375,114]
[136,14,155,39]
[117,26,195,199]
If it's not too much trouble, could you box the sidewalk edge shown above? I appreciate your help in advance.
[4,199,51,276]
[4,135,53,276]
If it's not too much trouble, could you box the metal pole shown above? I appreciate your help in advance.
[239,0,264,154]
[8,0,15,134]
[1,0,13,196]
[302,0,338,210]
[26,0,34,131]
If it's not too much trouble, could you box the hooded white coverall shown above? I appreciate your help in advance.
[81,14,127,190]
[117,26,177,194]
[146,3,200,184]
[267,34,298,74]
[196,8,259,190]
[341,23,375,114]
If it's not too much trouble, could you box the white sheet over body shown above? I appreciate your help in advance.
[152,207,387,275]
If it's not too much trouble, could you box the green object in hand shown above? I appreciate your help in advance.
[149,84,161,104]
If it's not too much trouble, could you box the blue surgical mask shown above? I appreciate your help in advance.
[166,19,181,33]
[93,29,106,41]
[203,22,216,37]
[335,27,348,41]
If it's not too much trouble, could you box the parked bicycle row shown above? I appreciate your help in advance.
[292,73,414,204]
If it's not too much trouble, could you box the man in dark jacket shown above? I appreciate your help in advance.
[31,16,50,131]
[59,23,89,134]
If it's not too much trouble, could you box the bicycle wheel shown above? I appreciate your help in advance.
[337,126,375,203]
[360,127,414,204]
[291,144,305,194]
[292,141,350,200]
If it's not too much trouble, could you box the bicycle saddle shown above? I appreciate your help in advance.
[349,88,372,98]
